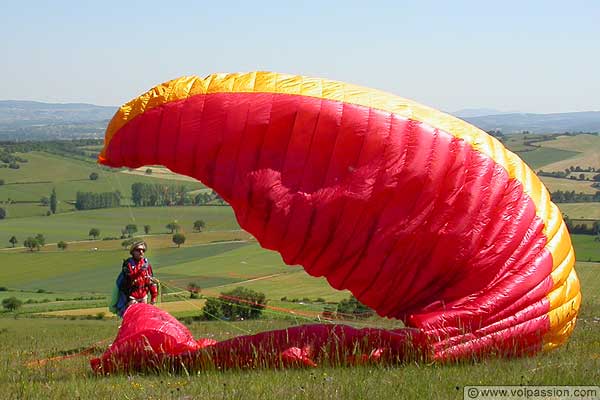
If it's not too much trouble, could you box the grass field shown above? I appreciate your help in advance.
[516,147,580,170]
[0,151,204,213]
[570,235,600,262]
[528,134,600,172]
[538,176,599,195]
[0,262,597,399]
[0,205,240,245]
[559,203,600,219]
[0,238,347,312]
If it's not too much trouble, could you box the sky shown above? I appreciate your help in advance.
[1,0,599,114]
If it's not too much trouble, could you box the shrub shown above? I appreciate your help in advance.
[219,287,267,320]
[336,295,374,319]
[202,297,224,320]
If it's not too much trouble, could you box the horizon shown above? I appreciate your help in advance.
[2,1,599,114]
[2,99,599,116]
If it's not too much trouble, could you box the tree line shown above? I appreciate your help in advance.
[551,190,600,203]
[563,216,600,236]
[131,182,189,207]
[0,139,102,162]
[75,191,121,210]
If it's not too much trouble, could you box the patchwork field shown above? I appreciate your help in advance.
[517,147,580,170]
[0,205,240,245]
[527,133,600,172]
[0,151,205,209]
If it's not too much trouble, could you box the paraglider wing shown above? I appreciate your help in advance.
[98,72,580,362]
[91,303,427,373]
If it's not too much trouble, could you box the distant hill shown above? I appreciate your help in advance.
[0,100,116,140]
[456,111,600,134]
[452,108,515,118]
[0,100,115,125]
[1,100,599,140]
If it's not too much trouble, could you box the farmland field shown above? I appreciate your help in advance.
[570,235,600,262]
[0,205,240,244]
[527,134,600,172]
[559,203,600,220]
[539,176,599,194]
[516,147,580,170]
[0,151,204,209]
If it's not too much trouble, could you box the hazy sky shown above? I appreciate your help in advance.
[2,0,598,113]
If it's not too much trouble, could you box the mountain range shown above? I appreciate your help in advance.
[0,100,599,140]
[454,109,600,134]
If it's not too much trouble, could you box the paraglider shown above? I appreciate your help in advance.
[94,71,580,372]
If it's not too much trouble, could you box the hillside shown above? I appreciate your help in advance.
[2,100,600,140]
[460,111,600,134]
[0,100,115,140]
[0,100,115,126]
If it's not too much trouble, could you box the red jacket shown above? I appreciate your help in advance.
[120,257,158,302]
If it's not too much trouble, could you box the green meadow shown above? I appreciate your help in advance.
[517,147,580,170]
[0,205,240,245]
[0,151,204,208]
[0,239,348,314]
[559,203,600,220]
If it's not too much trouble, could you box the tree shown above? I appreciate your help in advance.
[124,224,138,237]
[57,241,68,251]
[50,188,57,214]
[40,197,49,206]
[89,172,99,180]
[24,237,39,252]
[193,219,206,232]
[145,168,152,175]
[8,236,17,248]
[0,207,5,220]
[35,233,46,247]
[89,228,100,240]
[2,297,22,312]
[144,225,151,235]
[172,233,186,247]
[219,287,267,320]
[166,221,181,234]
